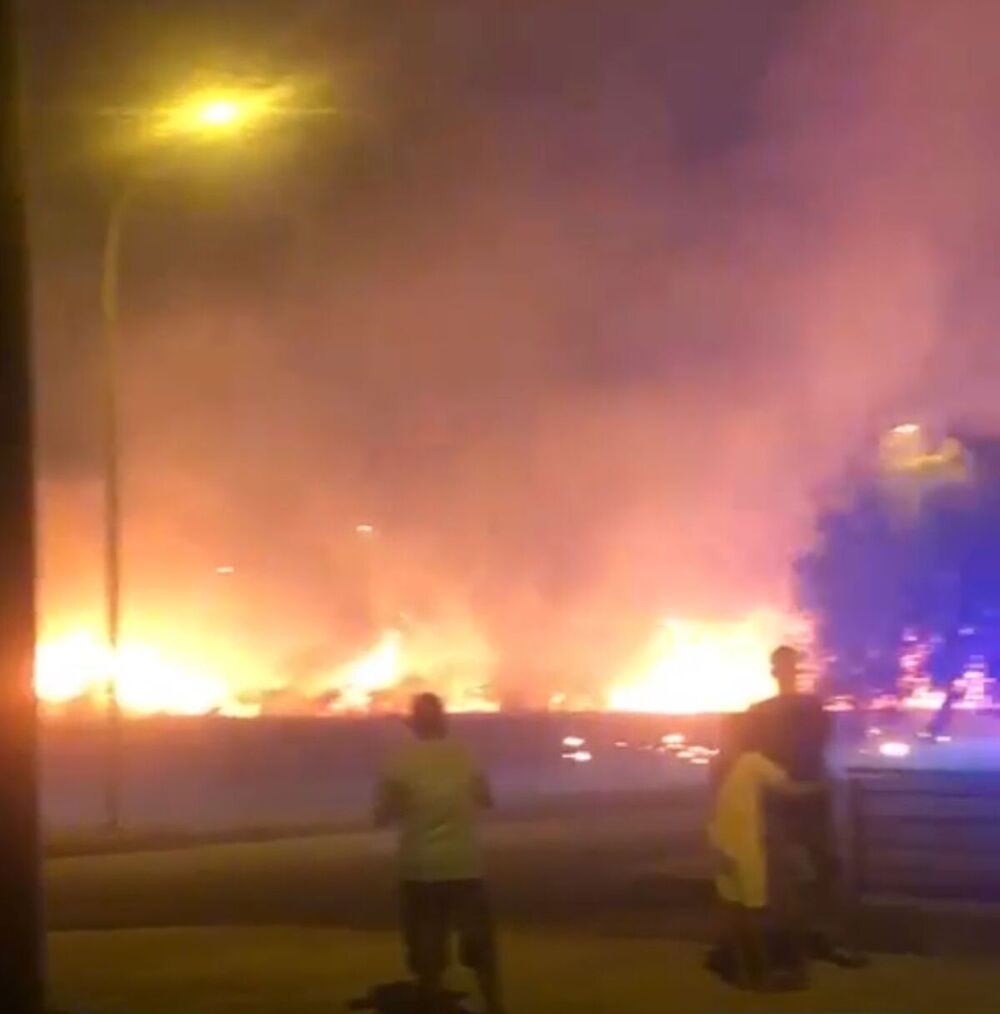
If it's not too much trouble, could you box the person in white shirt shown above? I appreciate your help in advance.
[375,693,501,1013]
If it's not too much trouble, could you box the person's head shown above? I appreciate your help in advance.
[409,692,448,740]
[770,645,801,694]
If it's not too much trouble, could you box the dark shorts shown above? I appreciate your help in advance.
[400,879,495,977]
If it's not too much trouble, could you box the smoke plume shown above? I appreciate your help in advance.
[26,1,1000,705]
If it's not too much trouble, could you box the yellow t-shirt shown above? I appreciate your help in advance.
[709,751,789,907]
[380,737,487,882]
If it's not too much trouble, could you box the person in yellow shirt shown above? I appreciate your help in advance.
[708,713,826,989]
[376,693,501,1013]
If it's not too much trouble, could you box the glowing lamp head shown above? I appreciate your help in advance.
[198,99,241,127]
[152,86,282,142]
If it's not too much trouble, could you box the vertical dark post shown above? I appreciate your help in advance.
[847,775,867,900]
[0,1,44,1011]
[100,184,134,834]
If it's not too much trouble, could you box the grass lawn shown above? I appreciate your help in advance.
[49,924,1000,1014]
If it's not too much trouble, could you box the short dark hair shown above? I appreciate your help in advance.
[770,645,800,693]
[410,692,448,738]
[770,645,800,670]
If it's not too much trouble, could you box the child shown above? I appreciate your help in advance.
[708,713,824,990]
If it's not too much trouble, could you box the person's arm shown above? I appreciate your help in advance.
[816,697,834,751]
[811,697,833,778]
[754,752,829,799]
[771,778,829,799]
[374,776,405,827]
[473,771,494,810]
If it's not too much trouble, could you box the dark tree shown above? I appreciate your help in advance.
[797,447,1000,695]
[796,491,908,695]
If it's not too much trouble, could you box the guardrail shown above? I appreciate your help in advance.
[847,767,1000,900]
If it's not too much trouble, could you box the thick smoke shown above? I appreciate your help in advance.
[28,1,1000,705]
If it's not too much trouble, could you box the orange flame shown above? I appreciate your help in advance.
[607,611,809,714]
[35,630,255,717]
[35,609,806,717]
[35,616,500,718]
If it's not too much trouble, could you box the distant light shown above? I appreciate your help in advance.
[562,749,592,763]
[676,749,695,760]
[661,732,685,748]
[215,565,236,576]
[879,740,912,759]
[614,740,629,749]
[562,735,585,749]
[935,735,952,744]
[871,695,900,710]
[892,423,920,435]
[690,756,710,766]
[356,523,376,536]
[902,690,946,710]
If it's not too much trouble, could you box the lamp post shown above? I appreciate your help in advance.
[99,88,280,831]
[100,182,133,832]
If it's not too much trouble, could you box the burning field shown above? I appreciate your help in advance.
[35,608,806,720]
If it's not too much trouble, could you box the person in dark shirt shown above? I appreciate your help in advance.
[746,646,866,969]
[750,648,830,778]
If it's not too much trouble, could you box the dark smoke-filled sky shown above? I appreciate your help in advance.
[22,1,1000,698]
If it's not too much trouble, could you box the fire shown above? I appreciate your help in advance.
[36,630,255,717]
[35,632,106,705]
[607,611,807,714]
[35,606,806,719]
[313,623,500,714]
[35,616,500,718]
[326,629,405,711]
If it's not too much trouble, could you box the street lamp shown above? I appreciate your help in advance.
[100,87,278,832]
[150,87,283,141]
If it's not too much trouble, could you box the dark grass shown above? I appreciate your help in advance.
[42,787,694,858]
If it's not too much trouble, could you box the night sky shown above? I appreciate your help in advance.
[21,1,1000,697]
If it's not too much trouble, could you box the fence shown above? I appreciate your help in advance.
[847,766,1000,901]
